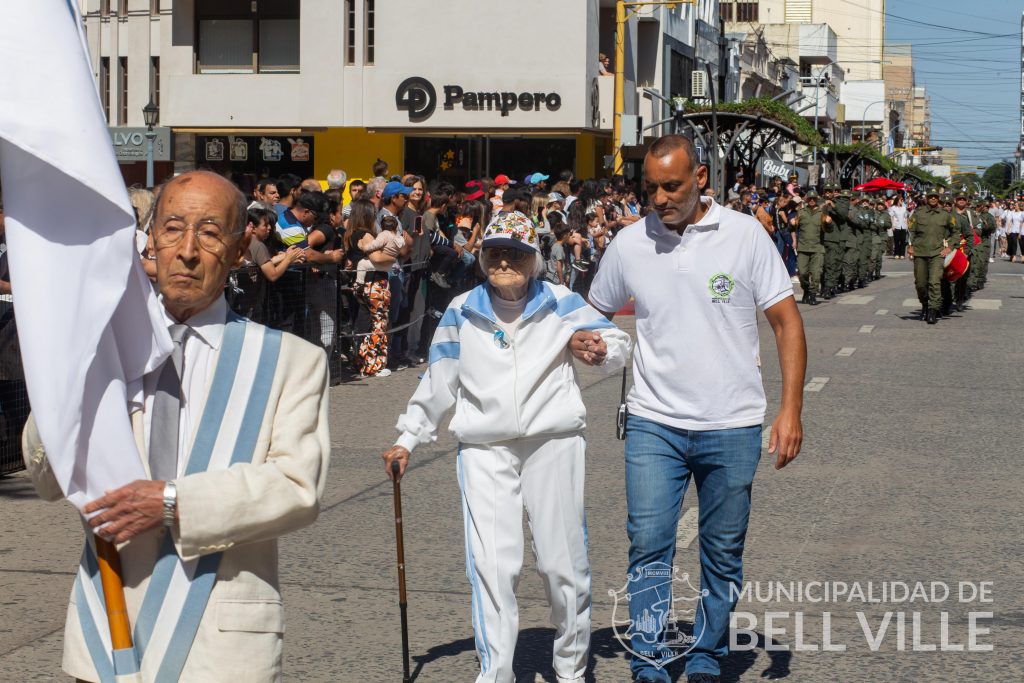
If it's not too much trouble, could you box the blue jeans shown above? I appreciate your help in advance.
[625,415,761,680]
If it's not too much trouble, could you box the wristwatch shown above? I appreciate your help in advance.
[162,480,178,527]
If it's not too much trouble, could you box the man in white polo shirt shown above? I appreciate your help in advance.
[587,135,806,683]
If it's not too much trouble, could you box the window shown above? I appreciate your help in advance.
[100,0,110,17]
[365,0,375,65]
[736,2,759,21]
[346,1,356,65]
[118,57,128,125]
[196,0,300,74]
[150,0,160,16]
[99,57,110,122]
[118,0,127,18]
[150,57,160,119]
[719,2,734,22]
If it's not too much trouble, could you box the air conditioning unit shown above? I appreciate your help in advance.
[691,70,707,99]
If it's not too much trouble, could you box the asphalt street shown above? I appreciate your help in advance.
[2,257,1023,682]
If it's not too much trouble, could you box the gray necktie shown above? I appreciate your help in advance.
[150,324,189,481]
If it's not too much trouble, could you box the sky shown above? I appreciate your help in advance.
[885,0,1021,170]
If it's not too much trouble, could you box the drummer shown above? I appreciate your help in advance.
[908,189,955,325]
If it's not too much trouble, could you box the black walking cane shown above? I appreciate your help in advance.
[392,461,412,682]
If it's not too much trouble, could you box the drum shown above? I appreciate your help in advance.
[943,249,969,282]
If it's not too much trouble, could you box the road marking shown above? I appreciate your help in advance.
[677,507,700,549]
[885,272,912,277]
[859,325,875,333]
[804,376,830,392]
[970,299,1002,310]
[902,298,921,308]
[837,295,875,305]
[875,309,888,315]
[835,347,856,357]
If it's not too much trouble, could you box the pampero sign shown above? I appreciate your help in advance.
[759,157,808,186]
[396,76,562,122]
[109,127,171,162]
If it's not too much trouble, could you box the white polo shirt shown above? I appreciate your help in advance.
[590,198,793,431]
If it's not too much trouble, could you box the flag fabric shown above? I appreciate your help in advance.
[0,1,171,510]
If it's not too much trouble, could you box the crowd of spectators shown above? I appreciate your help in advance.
[128,165,647,382]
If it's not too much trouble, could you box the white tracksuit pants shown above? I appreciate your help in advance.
[456,434,591,683]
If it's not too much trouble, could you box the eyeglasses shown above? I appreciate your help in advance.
[484,247,532,264]
[154,218,240,255]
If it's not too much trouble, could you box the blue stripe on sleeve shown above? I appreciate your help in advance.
[438,307,466,329]
[428,341,460,364]
[555,292,589,317]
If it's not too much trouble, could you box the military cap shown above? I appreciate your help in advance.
[805,190,820,200]
[925,188,940,197]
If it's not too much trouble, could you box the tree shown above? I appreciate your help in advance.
[982,162,1013,194]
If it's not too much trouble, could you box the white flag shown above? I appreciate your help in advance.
[0,1,171,509]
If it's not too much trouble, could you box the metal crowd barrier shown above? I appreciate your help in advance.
[225,260,435,384]
[0,260,435,476]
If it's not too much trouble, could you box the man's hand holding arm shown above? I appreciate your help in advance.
[763,297,806,469]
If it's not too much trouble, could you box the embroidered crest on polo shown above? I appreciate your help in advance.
[708,273,735,303]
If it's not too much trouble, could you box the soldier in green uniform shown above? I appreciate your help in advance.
[790,190,832,305]
[872,198,891,279]
[954,193,982,296]
[841,191,860,290]
[945,193,974,313]
[821,183,847,299]
[851,194,875,288]
[975,198,996,290]
[909,190,955,324]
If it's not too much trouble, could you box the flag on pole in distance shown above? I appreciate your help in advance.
[0,1,171,510]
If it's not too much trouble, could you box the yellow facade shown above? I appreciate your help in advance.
[315,128,609,185]
[313,128,405,184]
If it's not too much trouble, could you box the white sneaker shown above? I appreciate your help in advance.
[790,275,800,284]
[374,368,393,377]
[989,258,995,263]
[430,271,451,289]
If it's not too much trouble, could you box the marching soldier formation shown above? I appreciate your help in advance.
[781,182,998,327]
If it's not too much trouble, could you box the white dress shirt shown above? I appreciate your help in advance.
[132,296,227,478]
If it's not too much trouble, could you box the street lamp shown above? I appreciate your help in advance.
[860,100,887,147]
[811,60,836,168]
[612,0,695,174]
[142,99,159,188]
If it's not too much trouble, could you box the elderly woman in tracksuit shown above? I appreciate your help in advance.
[382,211,631,683]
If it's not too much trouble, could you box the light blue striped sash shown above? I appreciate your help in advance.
[74,313,281,682]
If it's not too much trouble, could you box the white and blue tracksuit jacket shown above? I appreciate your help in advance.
[395,279,631,450]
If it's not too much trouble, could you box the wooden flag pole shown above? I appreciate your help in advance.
[94,537,134,650]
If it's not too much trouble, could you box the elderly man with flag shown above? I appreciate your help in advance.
[0,4,330,682]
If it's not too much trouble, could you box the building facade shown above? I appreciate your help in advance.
[80,0,720,188]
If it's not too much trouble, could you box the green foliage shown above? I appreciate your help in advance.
[981,162,1012,193]
[688,97,823,146]
[899,165,947,188]
[824,143,898,173]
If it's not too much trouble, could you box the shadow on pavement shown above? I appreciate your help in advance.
[409,626,792,682]
[0,472,37,499]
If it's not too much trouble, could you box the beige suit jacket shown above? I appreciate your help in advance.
[23,328,331,682]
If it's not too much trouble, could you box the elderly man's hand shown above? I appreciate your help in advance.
[382,446,410,482]
[84,480,168,543]
[569,331,607,366]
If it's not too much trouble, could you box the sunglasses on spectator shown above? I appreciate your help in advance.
[484,247,532,263]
